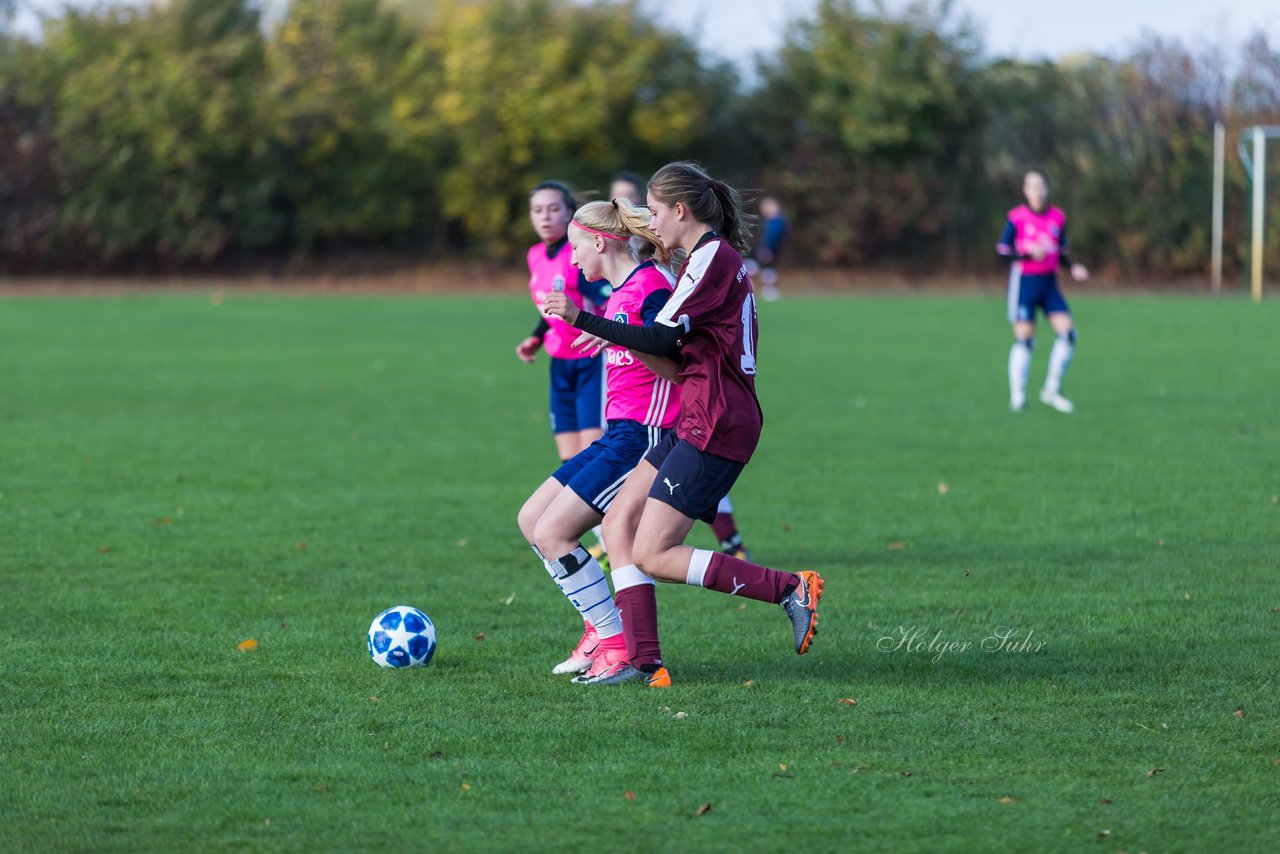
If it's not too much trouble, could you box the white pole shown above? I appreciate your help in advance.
[1212,121,1225,298]
[1252,127,1265,303]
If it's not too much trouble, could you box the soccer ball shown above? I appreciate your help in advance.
[367,605,436,668]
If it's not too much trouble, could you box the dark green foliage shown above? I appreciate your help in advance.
[0,0,1277,276]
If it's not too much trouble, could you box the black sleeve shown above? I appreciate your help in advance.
[530,317,550,341]
[1057,223,1073,269]
[995,220,1026,265]
[573,310,682,357]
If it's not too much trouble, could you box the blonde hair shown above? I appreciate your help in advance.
[573,198,675,269]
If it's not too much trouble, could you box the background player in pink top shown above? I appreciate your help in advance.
[611,170,755,563]
[516,181,610,460]
[997,170,1089,413]
[546,162,824,686]
[517,198,680,687]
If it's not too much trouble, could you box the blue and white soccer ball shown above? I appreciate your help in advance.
[367,605,436,668]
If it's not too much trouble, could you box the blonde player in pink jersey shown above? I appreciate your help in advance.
[517,198,681,687]
[546,162,823,687]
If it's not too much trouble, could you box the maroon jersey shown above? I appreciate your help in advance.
[655,232,762,463]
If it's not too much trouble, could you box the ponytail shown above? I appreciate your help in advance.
[647,162,757,256]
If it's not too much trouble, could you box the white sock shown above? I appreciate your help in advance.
[686,549,714,587]
[547,546,622,638]
[611,563,655,592]
[1009,338,1033,399]
[717,495,734,514]
[1045,331,1075,394]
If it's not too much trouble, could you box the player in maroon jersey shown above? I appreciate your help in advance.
[544,162,823,686]
[611,169,756,561]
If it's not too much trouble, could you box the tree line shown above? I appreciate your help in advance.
[1,0,1277,282]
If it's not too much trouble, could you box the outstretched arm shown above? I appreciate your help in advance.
[543,291,682,357]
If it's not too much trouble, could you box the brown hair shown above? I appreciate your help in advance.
[646,161,756,255]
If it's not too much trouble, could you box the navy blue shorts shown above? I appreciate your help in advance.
[553,420,669,514]
[1008,270,1070,323]
[644,433,745,524]
[549,355,604,434]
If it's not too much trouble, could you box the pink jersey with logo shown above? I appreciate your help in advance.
[602,262,680,428]
[1005,204,1067,276]
[527,240,592,360]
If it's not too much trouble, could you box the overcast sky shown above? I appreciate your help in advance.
[11,0,1280,64]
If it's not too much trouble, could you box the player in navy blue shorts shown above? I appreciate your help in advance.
[546,162,824,686]
[516,181,612,459]
[517,198,681,684]
[998,170,1089,413]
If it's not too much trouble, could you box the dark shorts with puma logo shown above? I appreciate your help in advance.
[644,432,745,524]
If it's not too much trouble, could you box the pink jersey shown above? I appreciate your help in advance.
[1004,204,1067,276]
[527,240,592,360]
[602,262,680,428]
[657,233,762,463]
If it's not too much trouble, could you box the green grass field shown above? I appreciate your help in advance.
[1,292,1277,852]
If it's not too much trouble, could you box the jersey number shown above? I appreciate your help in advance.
[739,293,758,375]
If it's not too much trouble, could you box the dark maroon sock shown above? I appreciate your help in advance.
[703,551,799,604]
[615,585,663,671]
[710,512,738,543]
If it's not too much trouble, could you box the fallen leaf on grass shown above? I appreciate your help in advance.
[1145,768,1166,777]
[674,711,688,719]
[235,639,258,652]
[778,763,788,772]
[369,697,380,702]
[839,698,857,706]
[154,517,172,526]
[1099,798,1112,805]
[314,785,327,793]
[695,803,712,816]
[937,482,949,495]
[296,542,307,551]
[998,796,1019,804]
[742,680,754,687]
[736,603,747,611]
[501,593,515,606]
[1096,829,1110,840]
[98,546,111,554]
[457,539,468,547]
[834,736,845,746]
[474,632,486,642]
[625,790,636,800]
[461,783,471,791]
[901,771,913,777]
[887,542,906,551]
[1234,708,1245,719]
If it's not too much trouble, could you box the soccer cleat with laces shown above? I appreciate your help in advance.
[1039,388,1074,413]
[570,646,631,683]
[552,624,599,675]
[576,658,672,688]
[781,570,825,654]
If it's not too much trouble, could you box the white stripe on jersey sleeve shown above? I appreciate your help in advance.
[656,240,717,330]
